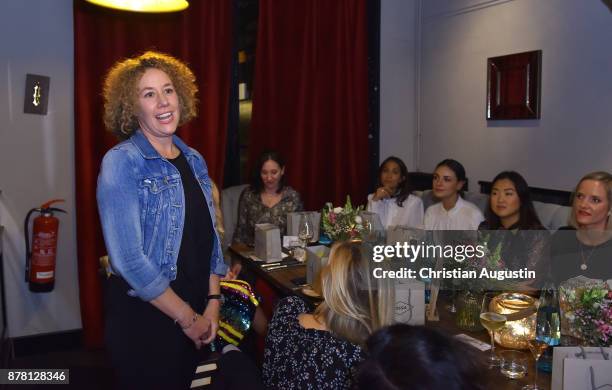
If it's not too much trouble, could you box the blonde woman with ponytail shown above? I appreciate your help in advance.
[262,241,394,389]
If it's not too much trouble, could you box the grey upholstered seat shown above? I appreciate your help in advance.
[414,190,570,231]
[221,184,249,251]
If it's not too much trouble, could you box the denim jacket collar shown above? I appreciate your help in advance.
[131,129,197,159]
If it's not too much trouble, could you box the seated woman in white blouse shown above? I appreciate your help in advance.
[424,159,484,230]
[367,156,424,229]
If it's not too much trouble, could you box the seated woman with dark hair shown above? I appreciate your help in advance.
[424,159,484,230]
[367,156,424,229]
[479,171,549,272]
[262,242,394,389]
[232,150,303,246]
[355,324,487,390]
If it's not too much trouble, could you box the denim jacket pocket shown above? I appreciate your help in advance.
[139,176,179,257]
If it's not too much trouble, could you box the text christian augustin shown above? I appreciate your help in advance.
[370,242,536,281]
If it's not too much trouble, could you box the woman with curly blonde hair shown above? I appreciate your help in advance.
[102,51,199,140]
[97,51,227,389]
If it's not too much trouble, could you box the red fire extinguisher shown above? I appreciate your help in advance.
[24,199,67,292]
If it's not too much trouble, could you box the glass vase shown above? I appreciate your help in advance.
[455,291,484,332]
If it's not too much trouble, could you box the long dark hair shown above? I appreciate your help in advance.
[356,324,487,390]
[377,156,411,207]
[250,150,286,194]
[484,171,544,230]
[435,158,467,196]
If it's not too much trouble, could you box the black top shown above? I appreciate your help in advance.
[550,227,612,285]
[169,152,213,312]
[262,296,364,390]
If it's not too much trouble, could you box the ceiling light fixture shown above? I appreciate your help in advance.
[85,0,189,13]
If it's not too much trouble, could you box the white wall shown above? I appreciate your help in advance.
[380,0,420,170]
[418,0,612,191]
[0,0,81,337]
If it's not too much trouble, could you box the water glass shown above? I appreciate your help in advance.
[499,350,528,380]
[287,239,306,262]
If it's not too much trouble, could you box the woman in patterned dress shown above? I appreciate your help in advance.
[232,150,303,246]
[262,241,395,389]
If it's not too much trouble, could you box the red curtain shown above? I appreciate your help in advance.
[249,0,370,211]
[74,0,232,347]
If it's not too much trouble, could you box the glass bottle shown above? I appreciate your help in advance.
[536,282,561,373]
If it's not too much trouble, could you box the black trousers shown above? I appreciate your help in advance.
[104,276,202,390]
[211,351,265,390]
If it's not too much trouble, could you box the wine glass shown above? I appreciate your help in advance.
[298,213,314,246]
[363,218,373,239]
[522,321,551,390]
[480,292,507,367]
[446,279,459,313]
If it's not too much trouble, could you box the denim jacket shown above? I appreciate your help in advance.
[97,130,227,301]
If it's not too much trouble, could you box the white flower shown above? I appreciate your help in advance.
[355,216,362,224]
[333,207,343,214]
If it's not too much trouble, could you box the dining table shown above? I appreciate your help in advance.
[229,243,553,390]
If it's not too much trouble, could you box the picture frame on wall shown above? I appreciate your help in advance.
[486,50,542,120]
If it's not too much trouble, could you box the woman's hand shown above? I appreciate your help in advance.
[225,261,242,280]
[372,186,392,201]
[199,299,221,344]
[179,311,210,349]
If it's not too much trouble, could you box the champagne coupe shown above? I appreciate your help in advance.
[480,292,507,367]
[298,213,314,246]
[522,321,551,390]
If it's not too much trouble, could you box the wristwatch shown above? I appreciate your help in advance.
[207,294,224,303]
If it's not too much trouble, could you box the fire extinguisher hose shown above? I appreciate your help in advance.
[24,208,41,282]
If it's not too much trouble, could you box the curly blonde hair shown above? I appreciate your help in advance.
[102,51,198,140]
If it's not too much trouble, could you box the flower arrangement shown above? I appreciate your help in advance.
[559,281,612,346]
[443,232,508,292]
[466,233,507,273]
[321,196,364,242]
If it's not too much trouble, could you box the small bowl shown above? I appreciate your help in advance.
[499,350,528,379]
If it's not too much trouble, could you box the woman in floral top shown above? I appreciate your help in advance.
[478,171,548,271]
[232,151,303,246]
[262,242,395,389]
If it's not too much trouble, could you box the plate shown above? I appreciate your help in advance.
[301,286,322,298]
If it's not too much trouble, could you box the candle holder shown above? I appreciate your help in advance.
[491,293,537,350]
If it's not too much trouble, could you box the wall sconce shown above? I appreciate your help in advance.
[24,74,50,115]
